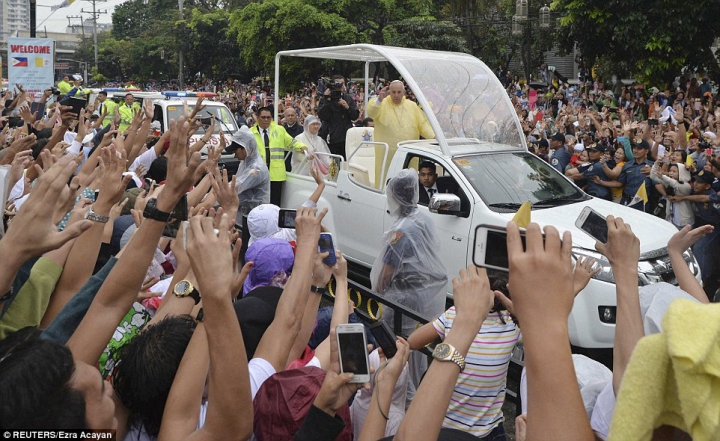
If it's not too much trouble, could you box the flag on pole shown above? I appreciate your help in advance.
[51,0,76,11]
[628,182,649,207]
[511,201,532,228]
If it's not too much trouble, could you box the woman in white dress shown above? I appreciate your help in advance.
[291,115,331,174]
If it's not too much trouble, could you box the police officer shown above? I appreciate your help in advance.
[687,171,720,299]
[549,132,571,172]
[617,138,654,212]
[572,144,612,200]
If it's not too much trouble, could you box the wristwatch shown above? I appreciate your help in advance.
[432,342,466,371]
[173,280,201,305]
[143,198,172,223]
[84,207,110,223]
[310,285,327,295]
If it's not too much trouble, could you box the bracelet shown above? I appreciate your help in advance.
[310,285,327,295]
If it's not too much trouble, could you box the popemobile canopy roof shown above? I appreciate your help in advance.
[275,44,525,155]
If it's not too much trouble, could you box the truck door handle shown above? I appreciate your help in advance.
[337,192,352,202]
[451,236,463,242]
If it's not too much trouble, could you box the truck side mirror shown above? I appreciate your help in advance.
[428,193,463,216]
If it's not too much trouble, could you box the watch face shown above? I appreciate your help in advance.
[175,280,190,295]
[435,343,451,359]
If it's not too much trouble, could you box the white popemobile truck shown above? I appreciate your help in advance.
[276,44,700,359]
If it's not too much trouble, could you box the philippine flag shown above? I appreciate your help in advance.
[12,57,28,67]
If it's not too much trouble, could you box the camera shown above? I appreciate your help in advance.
[50,86,61,96]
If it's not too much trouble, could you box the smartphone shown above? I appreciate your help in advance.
[336,323,371,383]
[575,206,608,244]
[318,232,337,266]
[473,224,532,272]
[369,321,397,358]
[68,97,87,117]
[162,194,188,239]
[143,178,153,192]
[277,209,296,229]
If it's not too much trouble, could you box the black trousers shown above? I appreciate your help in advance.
[270,181,283,207]
[328,141,346,160]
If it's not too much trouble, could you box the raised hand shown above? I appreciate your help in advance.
[210,167,238,215]
[572,256,600,296]
[3,154,93,259]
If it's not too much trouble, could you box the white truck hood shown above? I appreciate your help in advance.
[497,198,676,254]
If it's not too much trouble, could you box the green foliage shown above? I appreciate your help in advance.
[386,18,469,53]
[552,0,720,85]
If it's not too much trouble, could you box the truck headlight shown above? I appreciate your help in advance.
[572,248,615,284]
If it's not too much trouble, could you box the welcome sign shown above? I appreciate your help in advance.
[7,37,55,97]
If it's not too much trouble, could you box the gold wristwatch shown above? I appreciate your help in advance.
[432,342,466,371]
[173,280,201,305]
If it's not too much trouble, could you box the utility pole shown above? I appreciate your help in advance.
[178,0,184,88]
[81,0,107,71]
[30,0,36,37]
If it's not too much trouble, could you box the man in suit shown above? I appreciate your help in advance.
[417,161,456,205]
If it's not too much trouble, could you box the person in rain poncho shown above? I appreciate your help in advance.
[370,168,448,401]
[224,127,270,224]
[246,204,297,246]
[291,115,331,174]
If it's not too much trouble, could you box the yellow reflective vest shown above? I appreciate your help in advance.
[251,122,306,182]
[118,102,140,133]
[96,99,117,127]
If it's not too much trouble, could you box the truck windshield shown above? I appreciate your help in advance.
[453,152,587,211]
[390,48,524,147]
[166,104,237,134]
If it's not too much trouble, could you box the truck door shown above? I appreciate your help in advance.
[334,170,387,266]
[389,154,475,296]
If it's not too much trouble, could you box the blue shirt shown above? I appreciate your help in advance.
[617,159,654,197]
[577,160,612,200]
[550,148,572,173]
[693,190,720,227]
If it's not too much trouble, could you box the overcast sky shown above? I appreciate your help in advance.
[34,0,129,34]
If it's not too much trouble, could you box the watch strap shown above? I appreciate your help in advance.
[187,288,201,305]
[143,198,172,222]
[85,207,110,223]
[310,285,327,295]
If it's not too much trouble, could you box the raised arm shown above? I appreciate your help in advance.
[252,206,326,372]
[505,222,594,440]
[667,225,712,304]
[395,265,494,441]
[66,116,201,365]
[595,216,644,395]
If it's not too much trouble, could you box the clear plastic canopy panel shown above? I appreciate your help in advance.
[276,45,525,151]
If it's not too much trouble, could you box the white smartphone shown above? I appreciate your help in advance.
[473,224,532,272]
[575,206,608,244]
[335,323,370,383]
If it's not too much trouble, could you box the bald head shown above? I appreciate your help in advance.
[389,81,405,104]
[283,107,297,125]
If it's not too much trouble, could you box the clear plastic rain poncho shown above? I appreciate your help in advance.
[370,169,448,330]
[292,115,331,174]
[233,127,270,223]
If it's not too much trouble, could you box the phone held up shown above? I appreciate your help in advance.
[369,321,397,358]
[161,194,188,239]
[318,232,337,266]
[575,206,609,244]
[336,323,371,383]
[277,209,297,229]
[473,224,536,272]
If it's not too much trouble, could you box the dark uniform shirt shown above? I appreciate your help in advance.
[692,190,720,227]
[550,148,572,173]
[577,160,612,200]
[617,159,654,198]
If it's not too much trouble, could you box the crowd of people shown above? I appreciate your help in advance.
[0,66,719,441]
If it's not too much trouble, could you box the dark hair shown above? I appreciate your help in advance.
[31,138,50,160]
[98,91,108,97]
[112,315,197,436]
[257,106,273,117]
[674,150,688,164]
[362,117,374,127]
[489,275,517,325]
[36,128,53,140]
[418,161,436,173]
[0,328,87,429]
[146,156,167,183]
[125,93,134,98]
[331,74,344,82]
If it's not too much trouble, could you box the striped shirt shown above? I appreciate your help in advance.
[433,306,521,437]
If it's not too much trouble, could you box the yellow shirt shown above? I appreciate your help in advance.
[367,97,434,187]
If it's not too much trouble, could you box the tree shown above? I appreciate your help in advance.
[386,18,469,53]
[552,0,720,85]
[182,9,243,81]
[229,0,360,82]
